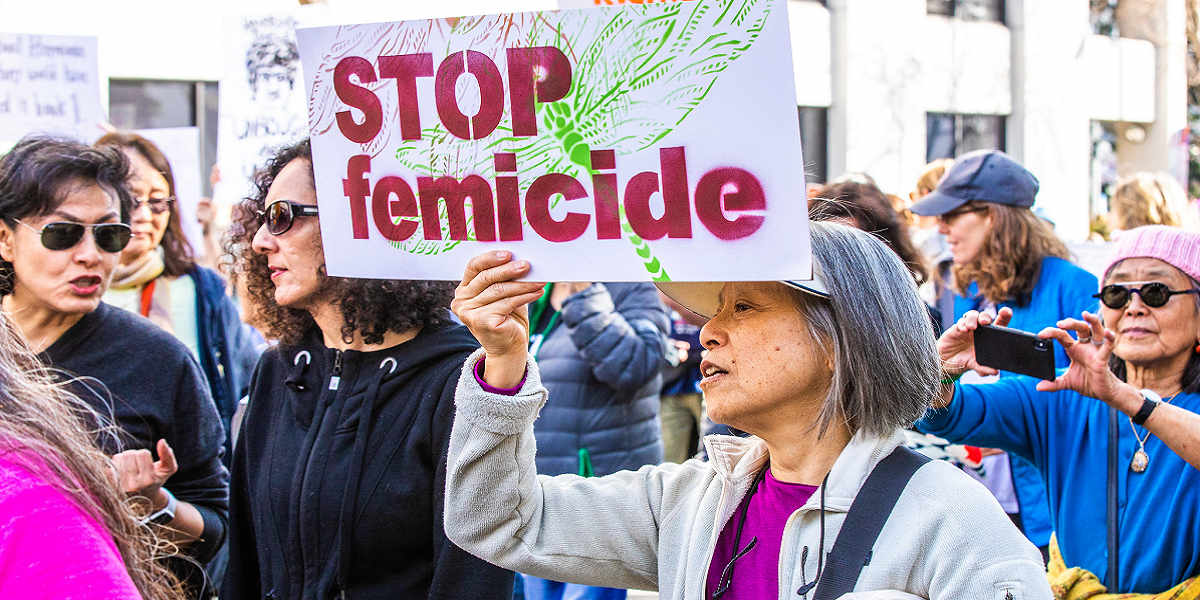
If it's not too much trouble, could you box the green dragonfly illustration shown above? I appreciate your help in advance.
[308,0,774,280]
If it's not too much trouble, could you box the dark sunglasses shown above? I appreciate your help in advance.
[257,200,318,236]
[1094,282,1200,309]
[16,220,132,253]
[133,196,175,215]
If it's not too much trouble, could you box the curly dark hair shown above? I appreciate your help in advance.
[226,138,455,346]
[808,181,930,286]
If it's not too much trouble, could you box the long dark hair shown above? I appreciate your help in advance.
[809,181,931,285]
[95,132,196,277]
[0,136,134,296]
[225,139,455,346]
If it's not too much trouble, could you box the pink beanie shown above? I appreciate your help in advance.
[1103,225,1200,284]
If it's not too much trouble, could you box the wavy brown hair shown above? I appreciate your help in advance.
[809,181,930,285]
[0,311,183,599]
[952,203,1068,305]
[94,132,196,277]
[225,139,455,345]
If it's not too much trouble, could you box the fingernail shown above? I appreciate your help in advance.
[495,251,508,259]
[516,260,529,270]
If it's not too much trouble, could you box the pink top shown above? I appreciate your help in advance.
[0,453,140,599]
[705,468,819,600]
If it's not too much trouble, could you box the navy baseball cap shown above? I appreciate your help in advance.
[909,149,1039,217]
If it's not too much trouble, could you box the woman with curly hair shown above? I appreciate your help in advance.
[0,309,184,599]
[220,139,513,600]
[909,149,1098,558]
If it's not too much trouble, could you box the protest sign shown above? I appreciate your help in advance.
[214,14,309,214]
[136,127,206,257]
[559,0,694,8]
[0,33,104,148]
[296,0,809,282]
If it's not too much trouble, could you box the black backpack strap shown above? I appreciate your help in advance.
[814,446,931,600]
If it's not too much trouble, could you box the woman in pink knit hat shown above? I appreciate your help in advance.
[920,225,1200,594]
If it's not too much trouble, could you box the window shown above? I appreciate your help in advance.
[925,112,1006,162]
[798,106,828,184]
[108,80,219,195]
[927,0,1004,22]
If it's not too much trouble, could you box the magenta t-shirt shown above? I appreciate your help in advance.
[0,453,141,599]
[705,468,819,600]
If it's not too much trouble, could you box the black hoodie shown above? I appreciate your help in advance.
[222,321,513,600]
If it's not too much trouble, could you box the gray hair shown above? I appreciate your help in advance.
[797,221,941,438]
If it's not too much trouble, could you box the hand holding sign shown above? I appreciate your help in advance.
[452,251,544,389]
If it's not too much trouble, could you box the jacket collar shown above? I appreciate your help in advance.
[702,428,906,512]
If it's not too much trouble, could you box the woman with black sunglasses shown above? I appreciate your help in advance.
[922,225,1200,594]
[0,135,230,596]
[220,139,513,600]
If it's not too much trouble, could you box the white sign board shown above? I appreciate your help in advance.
[214,14,309,215]
[559,0,694,7]
[297,0,809,282]
[136,127,206,258]
[0,33,104,148]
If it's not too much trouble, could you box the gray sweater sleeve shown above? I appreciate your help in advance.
[446,349,684,591]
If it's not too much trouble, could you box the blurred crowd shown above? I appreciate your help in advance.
[0,130,1197,600]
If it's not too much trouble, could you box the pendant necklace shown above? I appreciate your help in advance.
[1128,392,1178,473]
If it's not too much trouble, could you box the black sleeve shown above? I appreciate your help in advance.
[220,361,264,600]
[166,352,230,564]
[429,363,514,600]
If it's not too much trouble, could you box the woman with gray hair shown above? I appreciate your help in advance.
[444,222,1052,599]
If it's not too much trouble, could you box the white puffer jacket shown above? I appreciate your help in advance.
[444,350,1052,600]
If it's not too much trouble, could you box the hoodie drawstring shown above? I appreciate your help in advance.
[334,357,396,595]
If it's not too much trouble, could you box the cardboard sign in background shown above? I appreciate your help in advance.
[297,0,809,282]
[0,33,104,150]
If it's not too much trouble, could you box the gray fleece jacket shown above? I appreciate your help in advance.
[445,349,1054,600]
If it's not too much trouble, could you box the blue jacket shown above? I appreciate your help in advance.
[919,378,1200,592]
[953,255,1098,547]
[530,282,668,477]
[187,267,265,465]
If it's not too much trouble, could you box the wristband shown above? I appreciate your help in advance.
[1131,389,1162,426]
[141,488,177,526]
[940,371,964,386]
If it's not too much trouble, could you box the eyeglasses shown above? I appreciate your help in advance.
[133,196,175,215]
[15,220,132,253]
[937,205,988,224]
[256,199,319,236]
[1094,282,1200,309]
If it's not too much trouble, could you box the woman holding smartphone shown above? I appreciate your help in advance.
[922,225,1200,594]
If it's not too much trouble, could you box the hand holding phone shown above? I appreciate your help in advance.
[973,324,1057,381]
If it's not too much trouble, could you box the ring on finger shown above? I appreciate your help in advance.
[1077,335,1091,345]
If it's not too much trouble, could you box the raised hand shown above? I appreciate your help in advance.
[112,439,177,509]
[452,251,545,388]
[1034,311,1123,399]
[938,308,1013,377]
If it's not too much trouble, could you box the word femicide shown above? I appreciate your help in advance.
[333,46,768,244]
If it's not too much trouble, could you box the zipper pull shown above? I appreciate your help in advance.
[329,350,343,391]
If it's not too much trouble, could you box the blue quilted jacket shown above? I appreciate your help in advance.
[530,282,669,477]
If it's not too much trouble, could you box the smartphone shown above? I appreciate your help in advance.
[973,324,1057,381]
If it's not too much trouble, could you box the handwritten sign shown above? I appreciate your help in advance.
[0,33,103,147]
[296,0,810,282]
[214,14,309,216]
